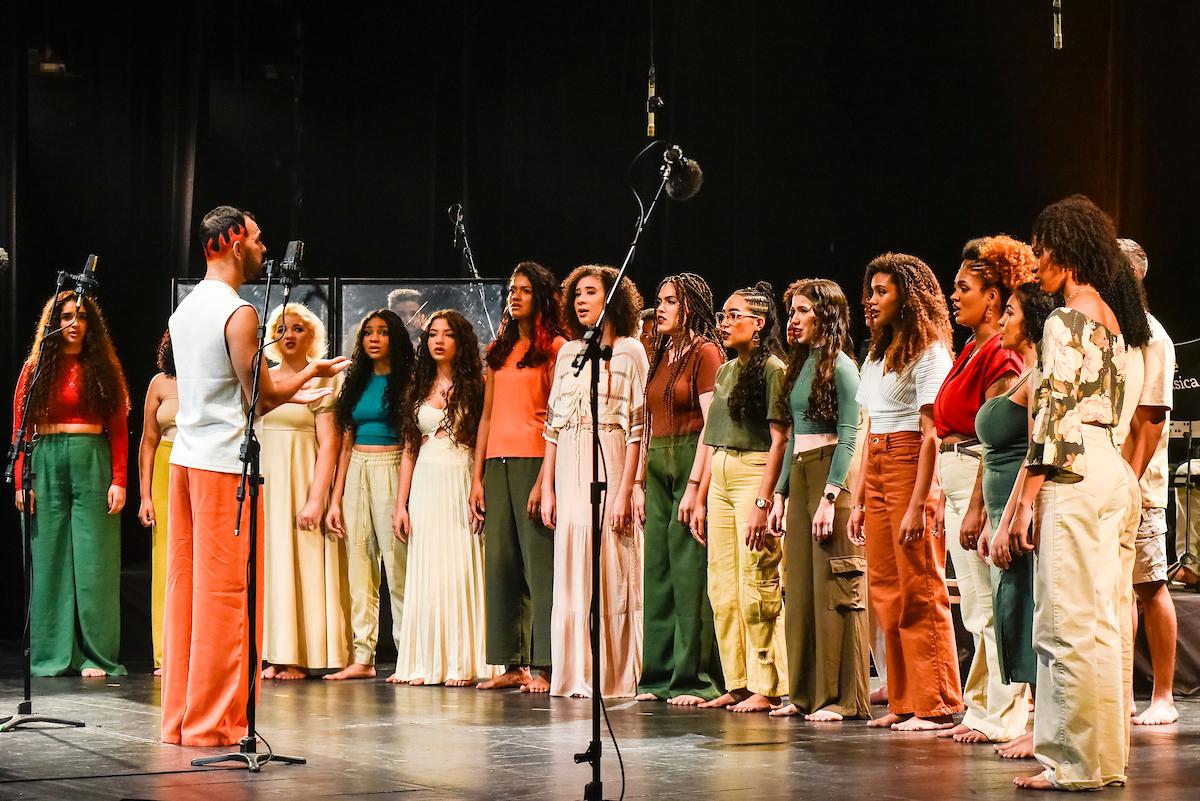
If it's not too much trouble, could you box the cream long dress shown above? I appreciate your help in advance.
[393,402,498,684]
[545,337,648,698]
[261,377,352,669]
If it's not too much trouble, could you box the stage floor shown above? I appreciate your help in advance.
[1,662,1198,800]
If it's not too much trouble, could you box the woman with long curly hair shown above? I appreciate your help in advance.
[633,273,725,705]
[765,278,870,721]
[694,282,789,714]
[137,330,177,675]
[390,310,498,686]
[11,290,130,677]
[974,280,1057,761]
[324,309,415,681]
[259,304,350,681]
[931,236,1033,745]
[541,264,648,698]
[471,262,568,693]
[991,194,1148,791]
[847,253,962,732]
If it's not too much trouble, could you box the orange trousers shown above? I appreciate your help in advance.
[162,465,264,746]
[863,431,964,719]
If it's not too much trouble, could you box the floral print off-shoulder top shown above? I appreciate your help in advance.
[1025,307,1127,483]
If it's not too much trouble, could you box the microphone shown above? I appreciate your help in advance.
[663,145,703,202]
[73,254,99,306]
[277,240,304,284]
[1052,0,1063,50]
[449,204,464,249]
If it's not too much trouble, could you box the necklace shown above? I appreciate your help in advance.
[1065,286,1099,304]
[433,378,453,399]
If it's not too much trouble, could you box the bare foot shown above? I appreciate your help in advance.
[937,723,972,739]
[384,672,408,684]
[324,662,377,681]
[953,728,991,743]
[80,668,107,678]
[275,666,309,681]
[996,731,1035,759]
[409,678,426,686]
[261,664,278,680]
[521,671,551,693]
[804,708,845,722]
[446,679,472,687]
[667,694,706,707]
[635,692,660,702]
[477,667,531,690]
[769,703,799,718]
[868,712,907,728]
[891,715,955,732]
[1013,772,1055,790]
[728,693,778,713]
[870,684,888,705]
[1132,698,1180,726]
[699,691,745,709]
[153,667,163,677]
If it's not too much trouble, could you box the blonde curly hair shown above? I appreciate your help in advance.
[264,303,327,364]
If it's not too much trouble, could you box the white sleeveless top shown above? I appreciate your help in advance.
[169,279,253,473]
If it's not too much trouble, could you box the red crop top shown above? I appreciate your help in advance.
[10,356,129,491]
[933,334,1023,439]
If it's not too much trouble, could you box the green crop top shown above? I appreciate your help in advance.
[774,350,860,494]
[351,374,399,446]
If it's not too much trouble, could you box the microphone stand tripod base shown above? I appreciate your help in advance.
[191,735,306,773]
[0,700,85,733]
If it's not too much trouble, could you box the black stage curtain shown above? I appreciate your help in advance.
[2,0,1198,649]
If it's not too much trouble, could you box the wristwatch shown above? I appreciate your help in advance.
[823,490,838,504]
[755,497,768,510]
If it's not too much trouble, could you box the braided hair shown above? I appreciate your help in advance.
[863,253,953,373]
[778,279,854,426]
[726,282,784,424]
[645,273,722,432]
[960,235,1037,308]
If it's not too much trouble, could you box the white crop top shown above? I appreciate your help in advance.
[856,344,952,434]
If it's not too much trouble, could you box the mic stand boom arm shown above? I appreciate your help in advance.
[570,159,672,801]
[450,207,497,341]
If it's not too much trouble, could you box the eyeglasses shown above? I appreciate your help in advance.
[715,311,762,325]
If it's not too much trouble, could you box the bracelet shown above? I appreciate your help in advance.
[687,478,700,486]
[851,504,866,512]
[632,479,644,486]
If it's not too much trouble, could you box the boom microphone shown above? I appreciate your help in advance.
[73,254,99,306]
[663,145,703,202]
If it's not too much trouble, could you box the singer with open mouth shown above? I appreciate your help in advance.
[12,289,130,679]
[161,206,348,746]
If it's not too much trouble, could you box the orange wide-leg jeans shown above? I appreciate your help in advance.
[863,431,964,719]
[162,464,264,746]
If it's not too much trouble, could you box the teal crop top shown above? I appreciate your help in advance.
[774,350,859,494]
[352,374,399,445]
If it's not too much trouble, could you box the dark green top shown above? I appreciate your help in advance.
[774,351,860,493]
[703,354,787,453]
[976,387,1027,528]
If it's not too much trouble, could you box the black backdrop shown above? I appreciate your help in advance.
[2,1,1198,654]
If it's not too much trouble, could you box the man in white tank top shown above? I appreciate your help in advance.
[161,206,348,747]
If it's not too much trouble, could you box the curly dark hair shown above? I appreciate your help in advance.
[1011,283,1059,346]
[155,328,176,377]
[726,282,784,424]
[561,264,643,339]
[778,279,854,426]
[863,253,953,373]
[485,261,568,370]
[645,273,722,432]
[334,309,415,438]
[960,235,1036,306]
[1032,194,1150,348]
[400,310,485,449]
[23,291,130,422]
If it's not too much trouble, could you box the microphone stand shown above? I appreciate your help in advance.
[191,260,305,772]
[2,271,86,733]
[571,153,673,801]
[449,205,497,341]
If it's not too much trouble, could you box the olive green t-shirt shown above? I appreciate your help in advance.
[703,354,787,452]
